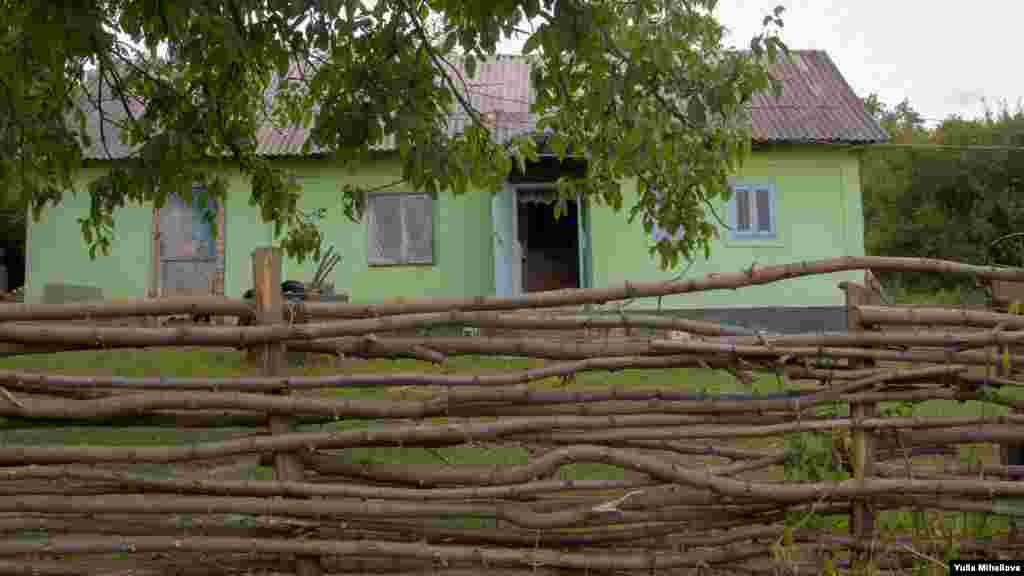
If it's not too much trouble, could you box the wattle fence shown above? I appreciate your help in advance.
[0,249,1023,575]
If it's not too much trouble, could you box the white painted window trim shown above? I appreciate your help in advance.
[367,192,435,266]
[727,182,776,240]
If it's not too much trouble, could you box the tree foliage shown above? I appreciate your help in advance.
[862,96,1024,292]
[1,0,786,267]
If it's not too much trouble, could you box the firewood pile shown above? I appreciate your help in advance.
[305,245,343,301]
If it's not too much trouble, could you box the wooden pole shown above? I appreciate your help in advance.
[252,247,322,576]
[1001,299,1023,541]
[148,209,161,328]
[843,282,877,570]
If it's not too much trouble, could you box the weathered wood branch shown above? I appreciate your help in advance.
[445,388,1002,418]
[652,338,1024,367]
[0,534,773,570]
[0,465,662,501]
[5,407,1023,465]
[724,326,1024,348]
[875,461,1024,479]
[0,296,252,322]
[0,355,758,393]
[6,444,1024,503]
[0,390,838,423]
[293,256,1024,319]
[0,493,785,531]
[856,305,1024,329]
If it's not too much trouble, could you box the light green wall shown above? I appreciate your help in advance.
[27,165,260,305]
[266,157,493,303]
[27,156,493,304]
[589,146,866,309]
[25,167,154,303]
[221,169,273,300]
[28,146,864,309]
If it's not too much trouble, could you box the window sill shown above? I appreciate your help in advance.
[368,262,436,268]
[722,235,785,248]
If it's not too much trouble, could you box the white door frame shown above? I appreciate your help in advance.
[492,183,522,297]
[503,183,586,295]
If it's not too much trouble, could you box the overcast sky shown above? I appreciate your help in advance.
[498,1,1022,126]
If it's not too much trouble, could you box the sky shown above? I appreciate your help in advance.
[497,1,1024,127]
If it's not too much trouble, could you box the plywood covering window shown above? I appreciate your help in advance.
[153,186,224,296]
[728,183,776,240]
[367,192,434,265]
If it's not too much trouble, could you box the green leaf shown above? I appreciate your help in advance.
[3,0,788,268]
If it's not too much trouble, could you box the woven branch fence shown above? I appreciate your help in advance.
[0,249,1023,575]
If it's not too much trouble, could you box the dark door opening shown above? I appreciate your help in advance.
[517,197,579,292]
[0,210,26,298]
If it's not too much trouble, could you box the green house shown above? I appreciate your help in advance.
[24,50,887,333]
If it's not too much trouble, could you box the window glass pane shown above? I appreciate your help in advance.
[736,189,751,231]
[404,194,434,263]
[368,195,403,263]
[756,189,772,232]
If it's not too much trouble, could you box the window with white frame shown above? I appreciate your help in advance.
[728,182,776,239]
[367,192,434,265]
[649,188,685,243]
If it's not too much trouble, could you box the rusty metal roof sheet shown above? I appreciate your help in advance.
[81,50,886,160]
[752,50,888,144]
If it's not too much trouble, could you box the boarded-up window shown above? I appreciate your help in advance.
[756,189,772,232]
[159,187,219,296]
[368,193,435,265]
[729,183,775,239]
[403,194,434,263]
[735,189,751,231]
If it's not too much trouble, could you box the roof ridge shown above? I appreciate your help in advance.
[79,47,888,160]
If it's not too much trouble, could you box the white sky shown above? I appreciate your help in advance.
[497,1,1023,126]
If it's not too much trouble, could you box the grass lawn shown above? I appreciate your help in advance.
[0,347,1019,542]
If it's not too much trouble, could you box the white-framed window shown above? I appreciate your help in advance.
[367,192,434,265]
[649,188,685,243]
[728,182,776,239]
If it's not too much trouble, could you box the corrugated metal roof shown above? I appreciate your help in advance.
[80,50,886,160]
[751,50,889,143]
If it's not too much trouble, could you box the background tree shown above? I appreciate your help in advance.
[0,0,786,269]
[861,95,1024,294]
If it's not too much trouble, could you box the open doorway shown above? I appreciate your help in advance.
[517,194,580,292]
[0,209,26,300]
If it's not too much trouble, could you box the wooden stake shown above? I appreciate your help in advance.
[252,247,322,576]
[148,208,161,328]
[843,281,877,570]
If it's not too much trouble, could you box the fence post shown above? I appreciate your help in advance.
[252,247,322,576]
[844,281,877,570]
[1000,299,1023,540]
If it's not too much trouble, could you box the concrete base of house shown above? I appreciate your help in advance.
[43,283,104,305]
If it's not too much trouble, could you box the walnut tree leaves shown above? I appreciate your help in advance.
[1,0,785,268]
